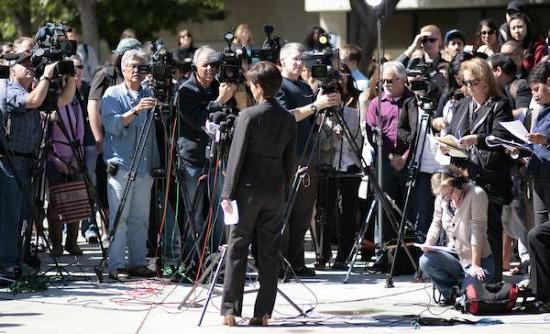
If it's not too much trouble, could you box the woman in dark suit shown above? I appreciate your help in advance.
[220,61,297,326]
[444,58,514,282]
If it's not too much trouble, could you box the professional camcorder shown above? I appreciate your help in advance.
[303,33,340,91]
[139,40,175,115]
[218,32,248,84]
[406,58,445,110]
[30,22,76,111]
[31,22,76,78]
[250,25,281,63]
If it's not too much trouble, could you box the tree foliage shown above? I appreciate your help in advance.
[0,0,223,45]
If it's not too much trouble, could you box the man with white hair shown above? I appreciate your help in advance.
[276,42,341,277]
[176,45,239,275]
[366,61,414,269]
[101,49,159,280]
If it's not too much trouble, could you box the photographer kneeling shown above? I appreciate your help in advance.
[0,55,75,283]
[220,61,297,326]
[420,167,493,305]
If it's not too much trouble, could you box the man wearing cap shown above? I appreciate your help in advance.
[443,29,466,62]
[0,55,75,284]
[84,37,142,243]
[176,45,240,275]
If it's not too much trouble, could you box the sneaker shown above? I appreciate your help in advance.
[109,269,130,281]
[85,230,99,244]
[524,300,550,314]
[293,266,316,277]
[128,265,156,278]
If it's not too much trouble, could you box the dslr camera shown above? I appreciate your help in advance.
[303,33,340,91]
[217,32,248,84]
[250,25,281,63]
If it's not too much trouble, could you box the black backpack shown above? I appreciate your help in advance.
[460,276,519,315]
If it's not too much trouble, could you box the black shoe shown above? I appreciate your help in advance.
[331,262,348,270]
[0,267,22,287]
[524,300,550,314]
[293,266,316,277]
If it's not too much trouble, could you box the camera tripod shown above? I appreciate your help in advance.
[322,103,419,284]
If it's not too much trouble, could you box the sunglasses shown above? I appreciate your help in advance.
[421,37,438,44]
[74,64,84,69]
[463,79,481,87]
[480,30,495,36]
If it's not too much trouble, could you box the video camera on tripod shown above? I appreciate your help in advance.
[406,58,445,111]
[217,32,248,84]
[250,25,282,63]
[30,22,77,111]
[303,33,340,91]
[138,40,175,117]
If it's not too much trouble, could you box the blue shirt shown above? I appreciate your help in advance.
[4,80,42,154]
[351,68,370,92]
[529,105,550,178]
[101,82,159,177]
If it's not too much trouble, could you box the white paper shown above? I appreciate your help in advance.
[222,200,239,225]
[500,120,531,143]
[413,243,458,254]
[434,135,468,158]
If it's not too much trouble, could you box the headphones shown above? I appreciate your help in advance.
[435,166,467,189]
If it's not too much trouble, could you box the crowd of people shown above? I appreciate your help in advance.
[1,0,550,326]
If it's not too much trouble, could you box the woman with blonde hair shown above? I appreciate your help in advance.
[443,57,514,282]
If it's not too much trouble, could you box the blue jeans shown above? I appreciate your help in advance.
[419,251,494,299]
[0,157,30,270]
[107,168,153,272]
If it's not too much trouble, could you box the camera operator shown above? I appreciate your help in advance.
[176,46,244,273]
[0,54,75,284]
[397,25,448,72]
[220,61,296,326]
[275,42,341,277]
[101,49,159,280]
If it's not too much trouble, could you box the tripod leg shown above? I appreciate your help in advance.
[197,244,227,327]
[343,199,376,283]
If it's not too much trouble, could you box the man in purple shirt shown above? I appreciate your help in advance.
[367,61,414,253]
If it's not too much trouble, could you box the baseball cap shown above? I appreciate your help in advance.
[113,38,142,55]
[445,29,466,44]
[506,1,525,14]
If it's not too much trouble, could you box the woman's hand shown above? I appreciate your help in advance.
[470,264,486,281]
[221,199,233,214]
[458,134,478,148]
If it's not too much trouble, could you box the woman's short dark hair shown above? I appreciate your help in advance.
[245,61,282,98]
[529,61,550,85]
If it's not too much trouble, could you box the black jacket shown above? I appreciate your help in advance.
[448,95,514,203]
[221,98,297,200]
[176,73,226,167]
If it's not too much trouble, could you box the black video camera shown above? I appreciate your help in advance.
[303,33,340,90]
[218,32,247,84]
[31,22,76,78]
[250,25,281,63]
[406,58,445,109]
[138,40,174,115]
[30,22,76,111]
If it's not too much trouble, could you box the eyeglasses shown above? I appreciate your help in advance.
[421,37,438,44]
[382,78,401,84]
[463,79,481,87]
[74,64,84,70]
